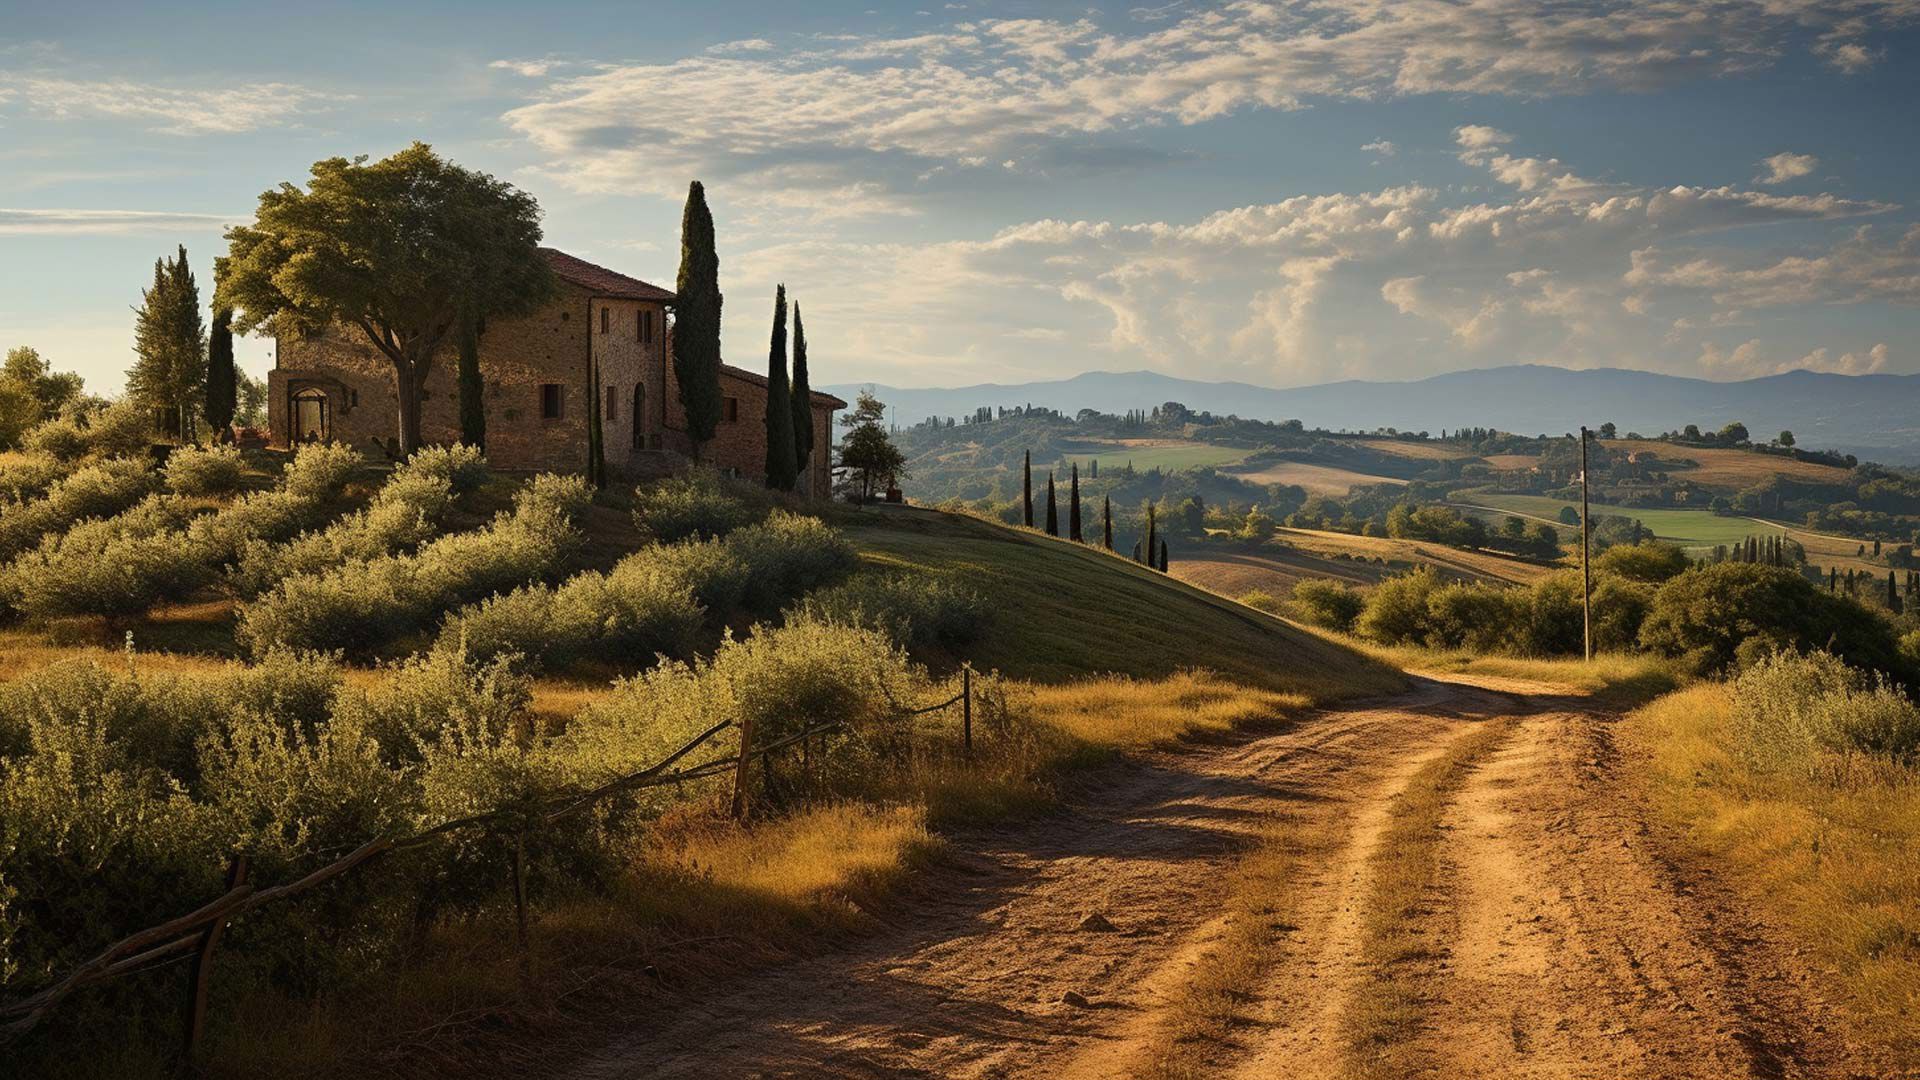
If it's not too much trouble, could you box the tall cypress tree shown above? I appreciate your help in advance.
[789,302,814,488]
[763,284,798,490]
[130,244,205,441]
[204,305,236,440]
[1144,503,1157,566]
[1891,570,1902,614]
[1023,449,1033,528]
[1045,471,1059,536]
[456,317,486,450]
[1159,538,1169,573]
[674,181,724,459]
[1068,462,1082,541]
[1102,496,1113,550]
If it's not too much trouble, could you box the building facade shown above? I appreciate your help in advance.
[268,249,842,495]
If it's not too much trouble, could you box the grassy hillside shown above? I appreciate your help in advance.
[1600,438,1853,488]
[840,505,1402,697]
[1050,437,1252,472]
[1230,460,1406,496]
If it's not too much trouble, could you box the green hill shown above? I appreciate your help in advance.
[840,504,1402,698]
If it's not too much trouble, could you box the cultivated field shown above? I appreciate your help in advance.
[1601,438,1853,488]
[1353,438,1477,461]
[1051,437,1251,472]
[1276,525,1555,584]
[1229,460,1407,496]
[1456,492,1772,548]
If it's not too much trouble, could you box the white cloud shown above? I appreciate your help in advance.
[1697,339,1892,378]
[1453,125,1513,153]
[1626,224,1920,308]
[1361,138,1397,157]
[0,208,236,235]
[0,74,333,135]
[707,39,776,54]
[491,58,561,77]
[1756,151,1820,184]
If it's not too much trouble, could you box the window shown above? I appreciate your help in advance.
[605,386,617,420]
[540,384,563,419]
[600,306,609,333]
[723,396,740,422]
[639,309,654,345]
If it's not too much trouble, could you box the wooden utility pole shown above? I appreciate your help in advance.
[1580,425,1593,662]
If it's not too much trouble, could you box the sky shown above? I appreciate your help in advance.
[2,0,1918,398]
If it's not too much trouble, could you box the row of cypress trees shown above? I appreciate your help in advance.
[760,283,815,490]
[1021,449,1167,571]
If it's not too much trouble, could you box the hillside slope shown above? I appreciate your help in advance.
[840,505,1400,696]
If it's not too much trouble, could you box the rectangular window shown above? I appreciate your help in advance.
[540,384,563,419]
[639,309,654,345]
[724,396,739,422]
[606,386,617,420]
[600,306,609,334]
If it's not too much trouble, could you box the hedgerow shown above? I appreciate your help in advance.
[237,473,592,657]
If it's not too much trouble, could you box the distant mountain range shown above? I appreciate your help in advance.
[823,366,1920,465]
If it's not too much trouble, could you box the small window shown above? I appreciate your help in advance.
[605,386,617,420]
[600,306,609,333]
[724,396,740,422]
[639,309,654,345]
[540,384,563,419]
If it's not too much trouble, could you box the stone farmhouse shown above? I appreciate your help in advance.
[267,249,843,495]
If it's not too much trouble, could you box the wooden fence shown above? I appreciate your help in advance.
[0,666,976,1067]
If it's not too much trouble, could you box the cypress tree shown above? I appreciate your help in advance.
[1103,496,1113,550]
[456,317,486,450]
[789,302,814,486]
[1091,458,1098,479]
[673,181,724,459]
[1045,471,1058,536]
[763,284,798,490]
[1891,570,1902,614]
[1828,566,1837,592]
[130,244,206,441]
[1023,450,1033,528]
[205,305,236,440]
[1159,538,1169,572]
[1068,462,1082,542]
[1144,503,1157,565]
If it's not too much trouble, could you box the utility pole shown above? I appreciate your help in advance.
[1580,425,1593,662]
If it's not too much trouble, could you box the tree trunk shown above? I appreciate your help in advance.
[395,363,424,455]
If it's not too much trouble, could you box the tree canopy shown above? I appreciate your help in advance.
[838,390,905,501]
[218,143,553,454]
[674,180,724,455]
[129,244,206,440]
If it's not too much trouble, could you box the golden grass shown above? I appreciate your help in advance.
[1231,461,1405,496]
[1344,717,1517,1079]
[1354,438,1475,461]
[1626,686,1920,1065]
[1029,670,1310,753]
[1277,526,1556,585]
[1601,439,1853,487]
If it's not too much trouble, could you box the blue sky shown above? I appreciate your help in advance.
[3,0,1918,396]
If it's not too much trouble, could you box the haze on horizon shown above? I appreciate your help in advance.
[3,0,1917,397]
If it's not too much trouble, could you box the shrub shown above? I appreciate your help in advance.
[3,515,212,620]
[163,443,248,496]
[0,454,75,502]
[0,458,156,561]
[279,442,363,500]
[83,400,154,459]
[1238,589,1284,615]
[1731,650,1920,779]
[726,510,858,612]
[399,443,490,497]
[789,572,988,650]
[1425,580,1524,651]
[1594,541,1691,583]
[645,537,752,615]
[439,571,704,671]
[1639,563,1906,677]
[631,466,765,542]
[1356,567,1443,645]
[21,415,90,460]
[1288,579,1366,633]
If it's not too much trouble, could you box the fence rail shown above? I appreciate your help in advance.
[0,667,976,1065]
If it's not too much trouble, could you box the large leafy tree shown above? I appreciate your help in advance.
[130,245,206,440]
[789,301,814,483]
[4,346,83,416]
[204,304,237,439]
[763,285,798,490]
[674,180,724,458]
[838,390,904,502]
[218,143,554,455]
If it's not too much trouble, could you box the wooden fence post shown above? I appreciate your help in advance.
[731,712,757,820]
[962,664,973,753]
[511,834,531,985]
[183,853,248,1075]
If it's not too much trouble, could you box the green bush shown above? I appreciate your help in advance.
[1288,578,1366,633]
[1424,580,1523,651]
[789,572,988,650]
[1594,541,1692,583]
[21,415,90,460]
[631,466,766,542]
[727,510,858,612]
[0,454,75,502]
[399,443,490,497]
[163,444,248,497]
[279,442,363,500]
[1639,563,1906,677]
[643,537,752,615]
[1356,567,1442,645]
[83,400,154,459]
[439,569,705,671]
[1731,650,1920,779]
[0,458,156,561]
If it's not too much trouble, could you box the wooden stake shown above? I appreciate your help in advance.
[1580,425,1593,663]
[184,854,248,1075]
[962,664,973,753]
[731,712,757,820]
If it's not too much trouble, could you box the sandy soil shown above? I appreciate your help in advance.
[544,676,1888,1079]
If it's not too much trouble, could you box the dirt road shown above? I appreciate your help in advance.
[553,675,1886,1079]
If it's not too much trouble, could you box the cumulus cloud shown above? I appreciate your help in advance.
[1697,339,1892,378]
[500,1,1917,212]
[1625,224,1920,308]
[0,208,236,235]
[1756,151,1820,184]
[0,74,332,134]
[1361,138,1397,157]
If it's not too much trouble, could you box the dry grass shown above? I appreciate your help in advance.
[1029,670,1311,753]
[1601,439,1852,488]
[1230,461,1405,496]
[1278,526,1556,585]
[1354,439,1475,461]
[1349,642,1688,709]
[1481,453,1541,470]
[1343,717,1518,1079]
[1627,685,1920,1065]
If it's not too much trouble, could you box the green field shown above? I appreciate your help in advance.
[1051,439,1252,473]
[1452,492,1784,549]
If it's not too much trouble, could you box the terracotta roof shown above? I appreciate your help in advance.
[721,362,847,410]
[541,248,675,303]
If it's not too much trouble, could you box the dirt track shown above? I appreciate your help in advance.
[553,675,1889,1079]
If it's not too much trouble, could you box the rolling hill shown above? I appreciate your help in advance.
[827,366,1920,464]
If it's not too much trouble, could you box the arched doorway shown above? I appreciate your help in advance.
[631,382,646,450]
[292,387,329,442]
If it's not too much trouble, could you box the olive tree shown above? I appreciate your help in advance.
[219,143,554,455]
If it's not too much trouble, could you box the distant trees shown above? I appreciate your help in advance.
[674,181,725,460]
[129,244,206,440]
[763,284,799,491]
[838,390,905,502]
[1598,422,1617,439]
[1778,430,1795,447]
[221,143,554,455]
[204,305,237,440]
